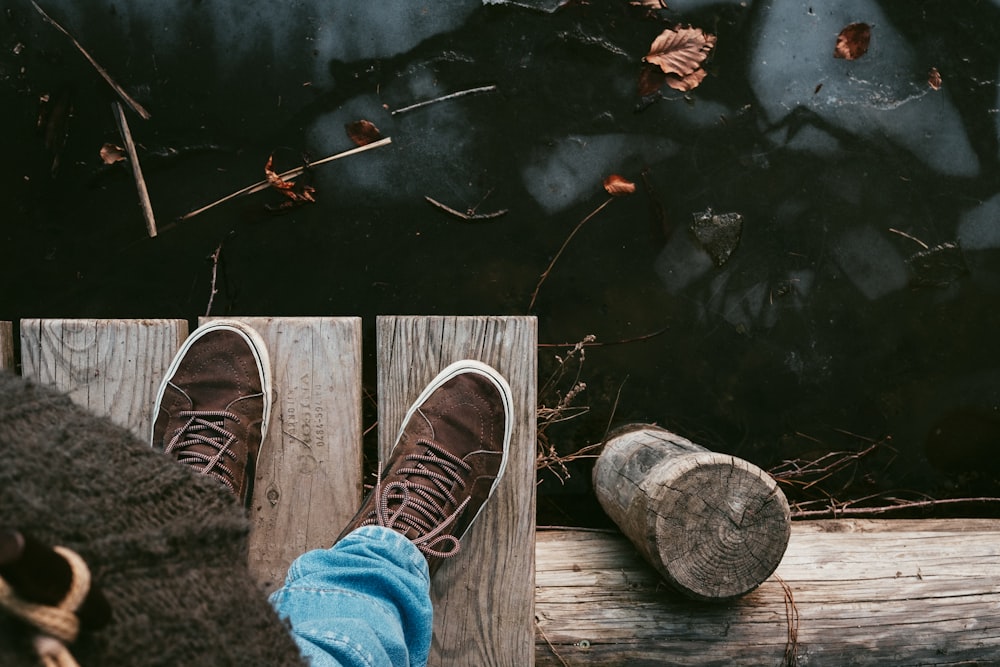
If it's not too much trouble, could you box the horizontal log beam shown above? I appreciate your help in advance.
[535,519,1000,666]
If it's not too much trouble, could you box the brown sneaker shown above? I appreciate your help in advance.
[150,320,272,507]
[338,360,513,574]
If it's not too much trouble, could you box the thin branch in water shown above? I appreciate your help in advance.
[180,137,392,220]
[528,197,615,312]
[888,227,930,250]
[538,325,670,348]
[32,1,151,120]
[790,496,1000,519]
[603,375,628,441]
[204,241,224,317]
[112,102,157,237]
[424,196,508,221]
[391,85,497,115]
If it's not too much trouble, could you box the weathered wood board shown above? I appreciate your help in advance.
[535,519,1000,666]
[377,315,537,667]
[202,316,363,592]
[19,319,188,440]
[0,321,12,371]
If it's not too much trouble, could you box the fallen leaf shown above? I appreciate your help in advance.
[928,67,942,90]
[689,208,742,266]
[264,155,316,204]
[638,64,668,97]
[643,26,717,78]
[833,22,871,60]
[345,119,383,147]
[665,67,708,92]
[603,174,636,196]
[631,0,668,8]
[100,142,125,165]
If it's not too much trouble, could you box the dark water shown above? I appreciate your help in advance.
[3,0,1000,525]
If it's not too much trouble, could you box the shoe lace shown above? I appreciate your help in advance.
[363,439,472,560]
[164,410,241,492]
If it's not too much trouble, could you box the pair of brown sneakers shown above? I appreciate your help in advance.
[151,320,512,573]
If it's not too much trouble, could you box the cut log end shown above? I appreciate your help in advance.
[651,452,790,600]
[594,425,791,601]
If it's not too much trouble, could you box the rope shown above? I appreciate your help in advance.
[0,545,92,667]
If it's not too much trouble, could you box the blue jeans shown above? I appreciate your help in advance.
[269,526,433,667]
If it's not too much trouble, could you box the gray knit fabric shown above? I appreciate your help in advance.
[0,371,306,666]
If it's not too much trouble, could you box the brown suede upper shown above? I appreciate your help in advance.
[339,369,509,574]
[152,328,267,506]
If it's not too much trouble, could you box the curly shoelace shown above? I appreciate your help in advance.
[362,439,473,559]
[164,410,241,492]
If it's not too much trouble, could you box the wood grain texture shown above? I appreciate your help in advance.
[535,520,1000,666]
[594,425,790,601]
[19,319,188,439]
[376,315,537,667]
[0,322,13,371]
[203,317,363,592]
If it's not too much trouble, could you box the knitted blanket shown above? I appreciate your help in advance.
[0,371,305,666]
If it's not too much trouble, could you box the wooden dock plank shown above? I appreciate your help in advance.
[535,520,1000,666]
[203,317,364,592]
[19,319,188,440]
[377,315,537,667]
[0,321,12,371]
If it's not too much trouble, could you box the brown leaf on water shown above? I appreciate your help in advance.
[834,22,871,60]
[100,143,125,164]
[665,67,708,92]
[603,174,636,196]
[264,155,316,203]
[345,119,383,147]
[928,67,942,90]
[638,63,668,97]
[643,26,717,80]
[631,0,668,8]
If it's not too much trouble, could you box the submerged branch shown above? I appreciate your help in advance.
[391,85,497,115]
[425,196,508,221]
[32,1,151,120]
[528,197,614,313]
[112,102,156,237]
[180,137,392,220]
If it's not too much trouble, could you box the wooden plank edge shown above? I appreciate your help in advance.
[534,521,1000,666]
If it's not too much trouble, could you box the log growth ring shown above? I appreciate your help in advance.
[648,452,791,600]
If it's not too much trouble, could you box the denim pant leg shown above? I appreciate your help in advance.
[268,526,433,667]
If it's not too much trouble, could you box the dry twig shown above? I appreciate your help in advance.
[32,1,151,120]
[771,432,1000,519]
[535,618,570,667]
[204,241,223,317]
[888,227,930,250]
[538,325,670,348]
[180,137,392,220]
[391,85,497,115]
[789,495,1000,519]
[112,102,157,237]
[528,197,614,312]
[424,196,508,221]
[775,575,799,666]
[536,336,601,483]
